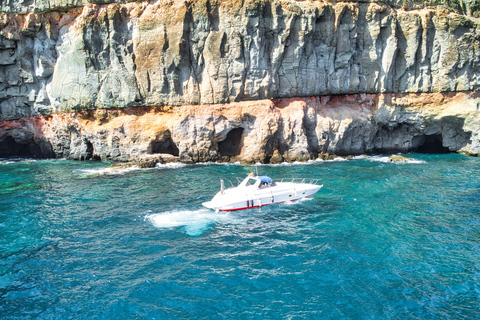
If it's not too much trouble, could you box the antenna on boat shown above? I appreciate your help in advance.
[255,164,259,177]
[220,179,225,195]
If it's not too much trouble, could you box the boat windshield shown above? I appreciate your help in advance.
[239,175,275,188]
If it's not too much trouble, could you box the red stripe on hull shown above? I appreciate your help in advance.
[218,198,302,211]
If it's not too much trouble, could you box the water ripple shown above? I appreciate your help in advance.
[1,155,480,319]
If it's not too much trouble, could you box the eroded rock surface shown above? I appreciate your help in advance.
[1,0,479,161]
[1,92,479,162]
[0,0,479,120]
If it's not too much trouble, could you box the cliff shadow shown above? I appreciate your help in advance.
[80,138,101,160]
[218,127,244,157]
[411,134,451,153]
[373,117,472,154]
[0,118,55,159]
[411,117,472,154]
[0,136,44,158]
[149,131,179,156]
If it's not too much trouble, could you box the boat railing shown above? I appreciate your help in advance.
[232,177,321,185]
[222,179,236,188]
[277,178,322,185]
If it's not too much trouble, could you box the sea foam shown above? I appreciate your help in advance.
[366,155,426,164]
[144,209,242,236]
[78,166,141,176]
[155,162,187,169]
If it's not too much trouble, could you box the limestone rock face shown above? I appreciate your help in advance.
[1,0,480,121]
[1,92,479,162]
[0,0,139,14]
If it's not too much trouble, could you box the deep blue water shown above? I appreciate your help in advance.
[1,154,480,319]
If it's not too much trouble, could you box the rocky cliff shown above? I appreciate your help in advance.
[0,0,479,162]
[1,92,479,163]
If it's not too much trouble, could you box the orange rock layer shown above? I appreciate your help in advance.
[1,92,479,163]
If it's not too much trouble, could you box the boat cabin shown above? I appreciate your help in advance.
[257,176,275,189]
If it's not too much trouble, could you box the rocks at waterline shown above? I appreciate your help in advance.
[1,92,478,163]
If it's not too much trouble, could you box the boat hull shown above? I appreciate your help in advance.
[202,182,322,211]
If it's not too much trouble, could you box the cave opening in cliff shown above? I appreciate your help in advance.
[414,134,451,154]
[149,135,179,156]
[0,136,44,158]
[81,140,100,161]
[218,128,244,157]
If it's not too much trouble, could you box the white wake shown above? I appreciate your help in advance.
[144,209,242,236]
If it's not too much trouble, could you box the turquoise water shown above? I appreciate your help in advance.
[1,154,480,319]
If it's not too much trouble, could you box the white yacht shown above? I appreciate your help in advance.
[202,173,323,211]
